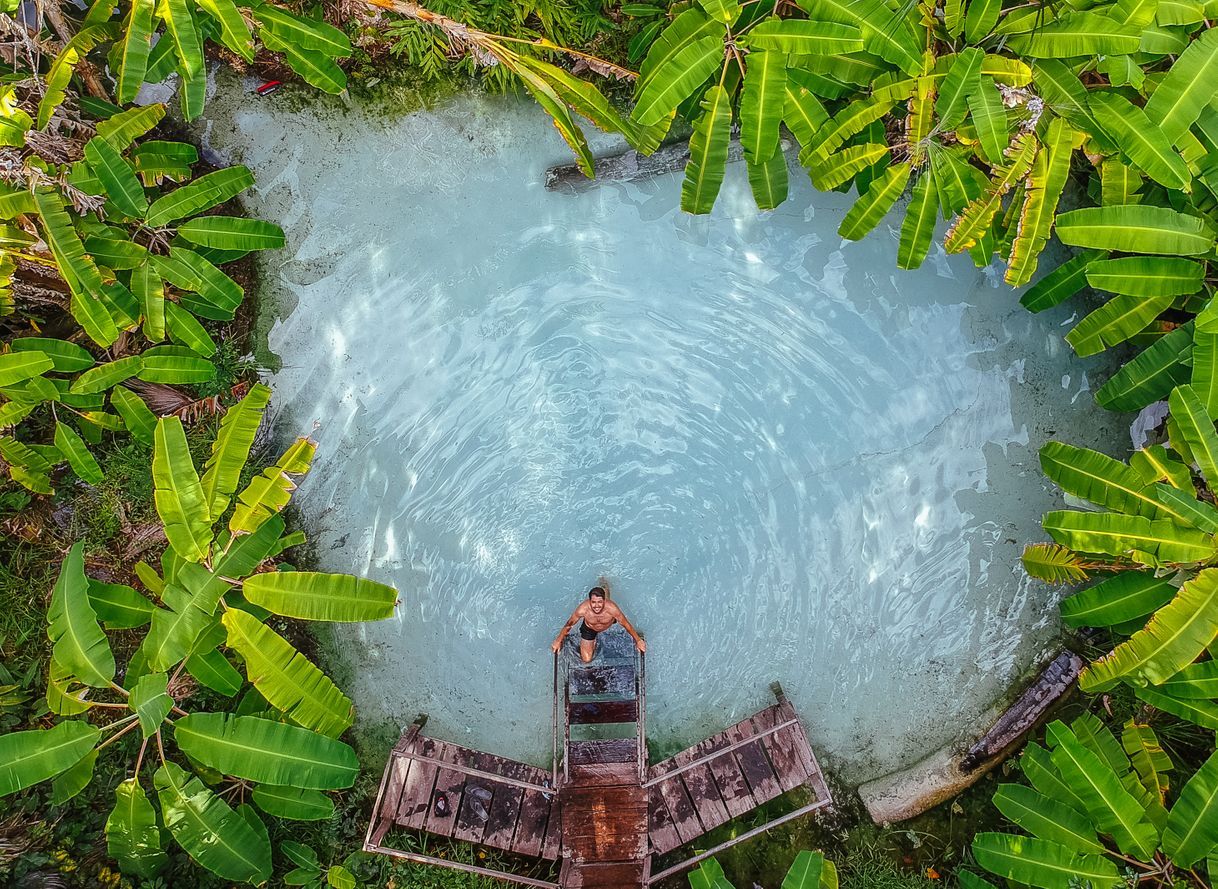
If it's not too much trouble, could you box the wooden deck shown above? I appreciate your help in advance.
[364,632,832,889]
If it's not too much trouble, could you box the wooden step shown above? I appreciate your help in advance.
[569,665,636,698]
[560,859,648,888]
[568,699,638,725]
[568,762,638,786]
[568,739,637,766]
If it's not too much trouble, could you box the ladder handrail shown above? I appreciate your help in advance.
[637,647,646,783]
[551,650,559,789]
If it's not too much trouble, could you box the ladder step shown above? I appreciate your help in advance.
[569,665,636,698]
[568,762,638,785]
[568,700,638,725]
[568,739,637,766]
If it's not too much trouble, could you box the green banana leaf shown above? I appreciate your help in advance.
[138,345,215,384]
[802,96,893,162]
[70,356,144,396]
[1088,92,1191,190]
[129,671,173,737]
[1006,11,1141,57]
[160,0,203,79]
[1039,441,1170,519]
[971,832,1122,889]
[1085,257,1205,297]
[251,784,335,821]
[782,850,825,888]
[935,47,982,130]
[744,18,863,54]
[747,150,789,211]
[174,712,358,790]
[1006,117,1073,287]
[798,0,922,75]
[1021,543,1088,584]
[48,541,115,687]
[116,0,155,103]
[196,0,253,61]
[690,857,734,889]
[0,720,100,797]
[0,351,52,388]
[991,783,1105,853]
[250,5,352,56]
[1060,573,1178,628]
[1192,331,1218,417]
[153,416,213,562]
[808,143,887,190]
[1144,27,1218,144]
[1137,684,1218,728]
[1066,294,1176,357]
[1081,569,1218,690]
[632,34,724,127]
[176,216,285,251]
[681,84,732,214]
[1163,749,1218,866]
[840,162,910,240]
[95,104,166,150]
[11,337,93,373]
[1095,322,1193,412]
[967,75,1010,165]
[185,646,244,696]
[221,607,353,736]
[1122,721,1172,800]
[1046,724,1159,860]
[1159,660,1218,697]
[106,777,167,877]
[1019,251,1102,312]
[897,171,937,270]
[1021,741,1088,815]
[88,579,154,629]
[1054,205,1217,256]
[241,571,397,622]
[165,301,218,356]
[153,761,272,883]
[1150,485,1218,534]
[636,8,720,95]
[1169,384,1218,482]
[944,135,1037,253]
[110,386,157,445]
[51,748,97,804]
[698,0,740,24]
[739,50,785,163]
[142,602,212,673]
[84,137,148,218]
[199,384,272,518]
[1042,509,1217,564]
[54,421,103,485]
[230,437,317,534]
[144,166,256,228]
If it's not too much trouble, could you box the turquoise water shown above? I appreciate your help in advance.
[203,82,1124,782]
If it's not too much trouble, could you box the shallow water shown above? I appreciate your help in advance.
[203,79,1124,783]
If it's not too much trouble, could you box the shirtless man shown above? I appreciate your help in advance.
[551,587,646,663]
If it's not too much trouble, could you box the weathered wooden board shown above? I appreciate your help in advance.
[569,664,636,697]
[561,784,648,863]
[568,699,638,724]
[569,739,637,766]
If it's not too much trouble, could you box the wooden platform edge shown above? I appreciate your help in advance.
[364,843,561,889]
[647,797,833,884]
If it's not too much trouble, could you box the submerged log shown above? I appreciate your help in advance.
[959,650,1084,772]
[859,649,1084,824]
[545,139,756,194]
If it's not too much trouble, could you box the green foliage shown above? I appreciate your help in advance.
[0,393,398,885]
[689,850,839,889]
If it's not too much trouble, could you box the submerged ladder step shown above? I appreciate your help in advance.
[568,739,637,766]
[568,700,638,725]
[569,665,636,698]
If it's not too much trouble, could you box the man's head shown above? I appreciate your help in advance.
[588,587,606,613]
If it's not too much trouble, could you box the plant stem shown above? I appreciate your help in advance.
[134,737,148,775]
[97,719,140,750]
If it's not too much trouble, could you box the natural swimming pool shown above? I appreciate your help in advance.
[203,78,1126,783]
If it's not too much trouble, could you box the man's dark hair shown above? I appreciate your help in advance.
[588,587,607,600]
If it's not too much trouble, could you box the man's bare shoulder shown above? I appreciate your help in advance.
[606,600,626,616]
[572,601,589,616]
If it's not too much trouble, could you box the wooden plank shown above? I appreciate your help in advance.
[482,783,525,850]
[776,701,816,778]
[378,754,410,822]
[561,784,647,862]
[763,724,806,793]
[423,767,467,839]
[569,762,638,786]
[736,719,781,805]
[569,664,636,697]
[681,762,730,832]
[396,757,439,830]
[706,749,754,818]
[654,775,703,847]
[569,739,637,766]
[452,779,495,844]
[540,794,563,860]
[511,788,555,858]
[568,699,638,724]
[562,860,647,888]
[647,783,682,855]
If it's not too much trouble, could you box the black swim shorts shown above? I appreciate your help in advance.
[579,621,599,641]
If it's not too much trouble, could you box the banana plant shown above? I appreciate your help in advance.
[0,386,398,884]
[689,849,838,888]
[968,713,1218,889]
[35,0,353,120]
[0,98,282,495]
[1023,381,1218,729]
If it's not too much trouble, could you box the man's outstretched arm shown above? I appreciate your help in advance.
[551,604,585,653]
[612,603,646,653]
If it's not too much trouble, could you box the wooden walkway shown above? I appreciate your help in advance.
[364,632,832,888]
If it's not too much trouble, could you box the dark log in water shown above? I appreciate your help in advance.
[545,140,750,193]
[960,650,1084,772]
